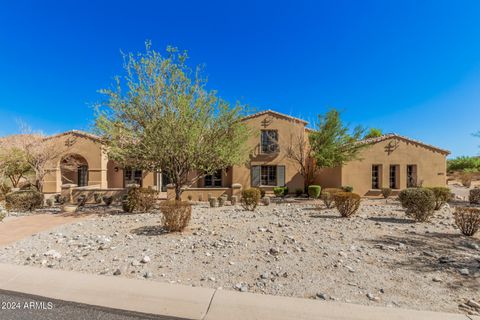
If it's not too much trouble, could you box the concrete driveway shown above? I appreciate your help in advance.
[0,213,89,246]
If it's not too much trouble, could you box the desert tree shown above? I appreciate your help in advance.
[0,144,32,188]
[309,109,366,169]
[363,127,383,139]
[0,127,78,192]
[95,42,251,200]
[284,131,318,191]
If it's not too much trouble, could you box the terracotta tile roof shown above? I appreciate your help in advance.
[358,133,450,155]
[241,110,308,125]
[46,130,102,142]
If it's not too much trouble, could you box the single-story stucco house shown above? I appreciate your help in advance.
[41,110,449,200]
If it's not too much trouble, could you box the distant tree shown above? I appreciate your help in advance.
[284,131,318,191]
[309,109,366,169]
[0,147,32,188]
[363,128,383,139]
[95,43,251,200]
[0,125,77,192]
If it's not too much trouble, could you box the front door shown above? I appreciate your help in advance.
[77,165,88,187]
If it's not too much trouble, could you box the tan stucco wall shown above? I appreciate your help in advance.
[231,113,306,193]
[43,133,108,193]
[340,137,447,196]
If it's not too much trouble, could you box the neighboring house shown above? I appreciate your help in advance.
[40,110,449,200]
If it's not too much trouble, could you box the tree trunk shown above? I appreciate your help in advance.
[174,184,182,201]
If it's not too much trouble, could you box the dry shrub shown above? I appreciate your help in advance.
[323,188,343,195]
[138,188,158,212]
[398,188,436,222]
[241,188,261,211]
[5,190,44,212]
[333,192,361,217]
[454,207,480,236]
[470,188,480,205]
[123,187,158,213]
[459,172,473,187]
[159,201,192,232]
[320,192,334,209]
[427,186,452,210]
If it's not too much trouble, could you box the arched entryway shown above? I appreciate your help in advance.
[60,154,89,187]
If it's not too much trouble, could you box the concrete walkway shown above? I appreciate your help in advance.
[0,263,474,320]
[0,214,88,246]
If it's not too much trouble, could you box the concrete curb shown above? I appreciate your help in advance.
[0,263,470,320]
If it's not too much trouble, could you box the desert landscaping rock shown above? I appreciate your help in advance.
[0,199,479,314]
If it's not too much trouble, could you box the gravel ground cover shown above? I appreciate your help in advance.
[0,199,479,315]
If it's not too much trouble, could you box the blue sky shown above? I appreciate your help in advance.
[0,0,479,157]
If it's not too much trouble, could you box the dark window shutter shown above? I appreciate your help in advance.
[251,166,261,186]
[277,165,285,186]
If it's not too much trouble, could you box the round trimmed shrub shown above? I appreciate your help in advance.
[273,186,287,197]
[159,201,192,232]
[427,187,452,210]
[5,190,44,212]
[341,185,353,192]
[398,188,436,222]
[333,192,361,217]
[241,188,261,211]
[308,185,321,199]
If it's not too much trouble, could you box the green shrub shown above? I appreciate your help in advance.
[381,188,392,200]
[469,188,480,205]
[241,188,261,211]
[341,185,353,192]
[447,156,480,172]
[333,192,361,217]
[320,192,334,208]
[308,185,321,199]
[159,201,192,232]
[0,211,5,222]
[398,188,436,222]
[454,207,480,236]
[102,195,113,206]
[427,187,452,210]
[5,190,44,212]
[273,187,286,197]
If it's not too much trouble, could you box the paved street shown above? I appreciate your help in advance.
[0,290,183,320]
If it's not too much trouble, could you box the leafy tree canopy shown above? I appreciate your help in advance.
[309,109,366,168]
[95,42,251,200]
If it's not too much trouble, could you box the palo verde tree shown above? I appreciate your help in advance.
[0,146,32,188]
[363,127,383,139]
[95,42,251,200]
[309,109,366,169]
